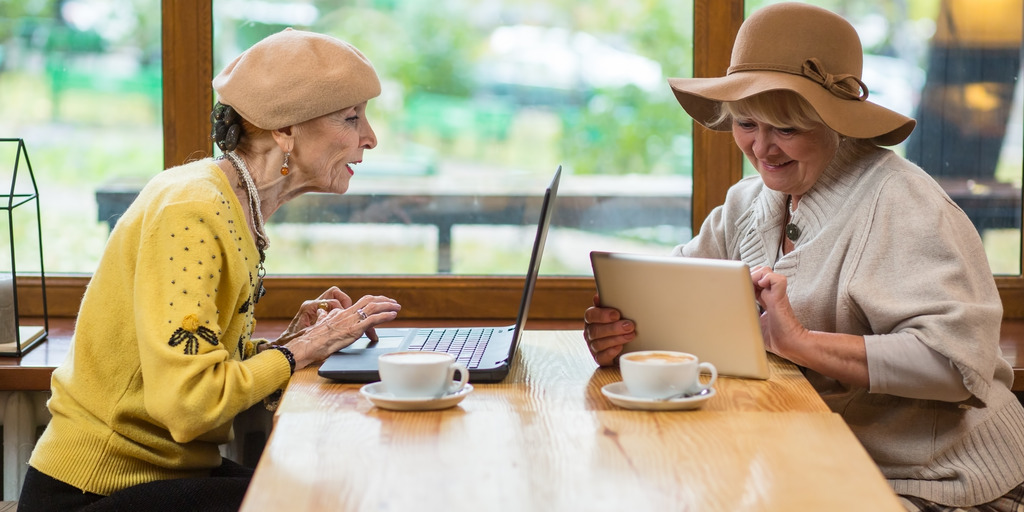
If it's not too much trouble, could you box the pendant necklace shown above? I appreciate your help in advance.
[785,195,801,242]
[224,151,268,303]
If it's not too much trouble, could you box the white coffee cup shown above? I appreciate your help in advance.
[619,350,717,399]
[378,351,469,399]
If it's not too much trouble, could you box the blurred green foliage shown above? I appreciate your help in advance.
[298,0,695,176]
[4,0,1019,275]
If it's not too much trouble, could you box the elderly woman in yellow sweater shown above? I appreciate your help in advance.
[19,29,402,511]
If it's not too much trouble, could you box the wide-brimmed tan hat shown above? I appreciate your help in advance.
[213,28,381,130]
[667,2,915,146]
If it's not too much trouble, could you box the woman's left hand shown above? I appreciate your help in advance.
[750,266,870,387]
[280,286,352,340]
[750,266,808,357]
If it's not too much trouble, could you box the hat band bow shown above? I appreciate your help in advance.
[801,58,868,101]
[729,58,869,102]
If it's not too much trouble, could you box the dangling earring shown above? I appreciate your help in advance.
[280,152,290,176]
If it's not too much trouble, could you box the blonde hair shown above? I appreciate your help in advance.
[712,90,879,162]
[712,90,828,133]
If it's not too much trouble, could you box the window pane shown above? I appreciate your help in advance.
[213,0,694,276]
[0,0,163,273]
[748,0,1023,275]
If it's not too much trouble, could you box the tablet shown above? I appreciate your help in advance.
[590,251,770,379]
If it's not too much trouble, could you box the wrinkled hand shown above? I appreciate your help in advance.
[281,286,352,340]
[582,294,635,366]
[281,291,401,370]
[750,266,806,357]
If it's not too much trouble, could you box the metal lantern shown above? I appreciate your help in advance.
[0,139,49,357]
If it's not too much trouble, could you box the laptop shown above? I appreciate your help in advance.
[318,166,561,383]
[589,251,770,379]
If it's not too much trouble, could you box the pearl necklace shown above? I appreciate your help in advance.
[224,151,270,255]
[223,151,268,303]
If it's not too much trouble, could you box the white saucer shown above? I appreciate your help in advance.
[360,382,474,411]
[601,381,715,411]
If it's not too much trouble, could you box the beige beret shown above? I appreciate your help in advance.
[212,28,381,130]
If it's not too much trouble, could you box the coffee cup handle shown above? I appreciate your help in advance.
[447,362,469,394]
[690,362,717,393]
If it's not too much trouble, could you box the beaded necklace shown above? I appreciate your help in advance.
[224,150,268,303]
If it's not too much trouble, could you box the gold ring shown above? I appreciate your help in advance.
[318,301,329,311]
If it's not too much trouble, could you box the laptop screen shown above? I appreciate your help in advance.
[508,165,561,355]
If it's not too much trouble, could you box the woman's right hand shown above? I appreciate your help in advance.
[583,294,635,366]
[283,294,401,370]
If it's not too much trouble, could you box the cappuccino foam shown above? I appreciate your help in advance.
[625,352,695,364]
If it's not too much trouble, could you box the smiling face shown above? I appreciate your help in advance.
[723,92,840,197]
[288,101,377,195]
[732,119,838,196]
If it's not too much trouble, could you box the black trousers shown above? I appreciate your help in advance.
[17,459,253,512]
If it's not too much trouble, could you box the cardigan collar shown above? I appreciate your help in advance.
[736,147,888,270]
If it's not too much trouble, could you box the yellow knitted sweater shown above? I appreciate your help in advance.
[29,159,292,495]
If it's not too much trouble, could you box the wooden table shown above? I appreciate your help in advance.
[12,317,1024,393]
[241,330,902,511]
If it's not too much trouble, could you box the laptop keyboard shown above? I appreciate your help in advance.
[408,327,493,369]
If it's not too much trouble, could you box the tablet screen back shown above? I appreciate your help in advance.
[590,251,770,379]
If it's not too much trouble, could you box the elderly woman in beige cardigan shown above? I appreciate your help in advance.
[584,4,1024,511]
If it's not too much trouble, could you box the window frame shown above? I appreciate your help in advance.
[32,0,1022,322]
